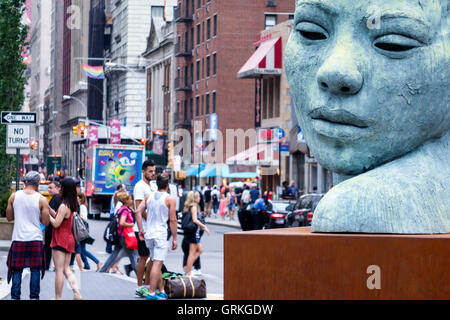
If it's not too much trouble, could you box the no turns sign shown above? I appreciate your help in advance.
[7,125,30,148]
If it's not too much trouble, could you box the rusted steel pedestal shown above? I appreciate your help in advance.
[224,227,450,300]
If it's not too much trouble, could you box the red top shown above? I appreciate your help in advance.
[50,209,75,253]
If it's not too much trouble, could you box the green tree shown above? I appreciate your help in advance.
[0,0,28,200]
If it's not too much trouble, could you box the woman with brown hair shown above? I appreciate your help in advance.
[49,178,82,300]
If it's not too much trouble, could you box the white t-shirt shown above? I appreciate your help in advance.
[79,204,88,220]
[134,180,153,232]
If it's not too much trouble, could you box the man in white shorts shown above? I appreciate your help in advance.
[135,173,177,300]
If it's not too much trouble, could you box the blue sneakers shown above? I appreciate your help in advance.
[146,292,168,300]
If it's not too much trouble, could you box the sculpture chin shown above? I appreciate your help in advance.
[310,132,450,234]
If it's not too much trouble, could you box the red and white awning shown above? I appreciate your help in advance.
[237,37,282,79]
[226,143,279,166]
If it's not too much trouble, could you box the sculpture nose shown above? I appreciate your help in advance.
[317,59,363,96]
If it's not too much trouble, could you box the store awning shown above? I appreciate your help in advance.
[199,166,216,178]
[185,165,205,177]
[221,166,259,179]
[237,37,282,79]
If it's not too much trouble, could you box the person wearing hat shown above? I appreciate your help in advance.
[5,171,50,300]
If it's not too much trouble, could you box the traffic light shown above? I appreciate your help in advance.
[72,125,79,136]
[140,137,146,145]
[30,139,38,150]
[79,123,86,139]
[167,142,174,169]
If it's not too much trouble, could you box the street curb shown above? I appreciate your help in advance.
[0,241,11,252]
[204,219,241,230]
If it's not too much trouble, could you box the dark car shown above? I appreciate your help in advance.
[286,193,324,227]
[263,200,295,229]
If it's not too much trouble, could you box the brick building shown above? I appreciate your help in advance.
[174,0,294,184]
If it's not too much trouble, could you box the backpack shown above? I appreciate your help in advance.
[103,207,125,245]
[212,193,218,202]
[181,209,197,234]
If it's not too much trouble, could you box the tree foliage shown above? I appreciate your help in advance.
[0,0,28,197]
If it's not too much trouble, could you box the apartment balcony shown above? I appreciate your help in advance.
[174,77,192,92]
[174,112,192,129]
[175,42,192,57]
[174,7,193,23]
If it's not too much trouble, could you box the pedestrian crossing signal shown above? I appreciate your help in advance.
[72,125,78,136]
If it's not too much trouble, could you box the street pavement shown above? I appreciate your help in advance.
[0,214,241,300]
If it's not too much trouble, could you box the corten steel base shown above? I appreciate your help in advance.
[224,227,450,300]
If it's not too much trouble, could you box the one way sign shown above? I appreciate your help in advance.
[1,111,37,124]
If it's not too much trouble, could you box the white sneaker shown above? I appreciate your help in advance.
[193,269,202,275]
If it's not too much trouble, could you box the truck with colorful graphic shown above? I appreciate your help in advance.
[85,144,145,219]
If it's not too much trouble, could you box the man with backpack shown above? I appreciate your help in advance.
[211,186,220,216]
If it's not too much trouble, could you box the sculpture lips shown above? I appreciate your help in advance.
[309,108,370,128]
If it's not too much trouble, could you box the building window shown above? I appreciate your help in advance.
[151,6,164,18]
[190,98,193,120]
[202,21,205,42]
[196,24,201,45]
[198,0,201,9]
[184,65,188,87]
[184,100,188,121]
[185,31,189,51]
[213,53,216,75]
[206,18,211,40]
[265,14,277,30]
[196,60,200,81]
[206,55,210,78]
[213,15,217,37]
[206,93,210,114]
[202,58,204,79]
[212,91,216,113]
[191,27,194,50]
[196,96,199,116]
[262,77,280,119]
[190,63,194,85]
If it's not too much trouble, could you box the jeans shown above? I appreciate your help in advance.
[79,241,100,268]
[212,201,219,214]
[99,237,138,273]
[11,268,40,300]
[70,242,89,269]
[105,213,114,253]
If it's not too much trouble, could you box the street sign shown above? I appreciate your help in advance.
[276,127,285,140]
[7,125,30,148]
[1,111,36,124]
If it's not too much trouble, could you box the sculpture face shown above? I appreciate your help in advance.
[285,0,450,175]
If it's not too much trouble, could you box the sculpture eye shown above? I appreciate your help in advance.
[373,34,422,55]
[296,22,328,41]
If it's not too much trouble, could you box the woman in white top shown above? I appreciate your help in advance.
[77,193,103,271]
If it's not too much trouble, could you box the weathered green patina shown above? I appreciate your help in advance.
[285,0,450,233]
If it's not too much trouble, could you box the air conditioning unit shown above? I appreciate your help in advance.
[206,80,208,88]
[206,42,209,50]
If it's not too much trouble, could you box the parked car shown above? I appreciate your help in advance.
[263,200,295,229]
[286,193,325,227]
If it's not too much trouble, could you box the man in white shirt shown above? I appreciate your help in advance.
[136,173,177,300]
[133,160,156,298]
[6,171,50,300]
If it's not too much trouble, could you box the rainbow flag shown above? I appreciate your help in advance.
[82,64,105,79]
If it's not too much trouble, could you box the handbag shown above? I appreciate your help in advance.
[164,276,206,299]
[181,211,197,233]
[72,214,89,242]
[123,226,138,250]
